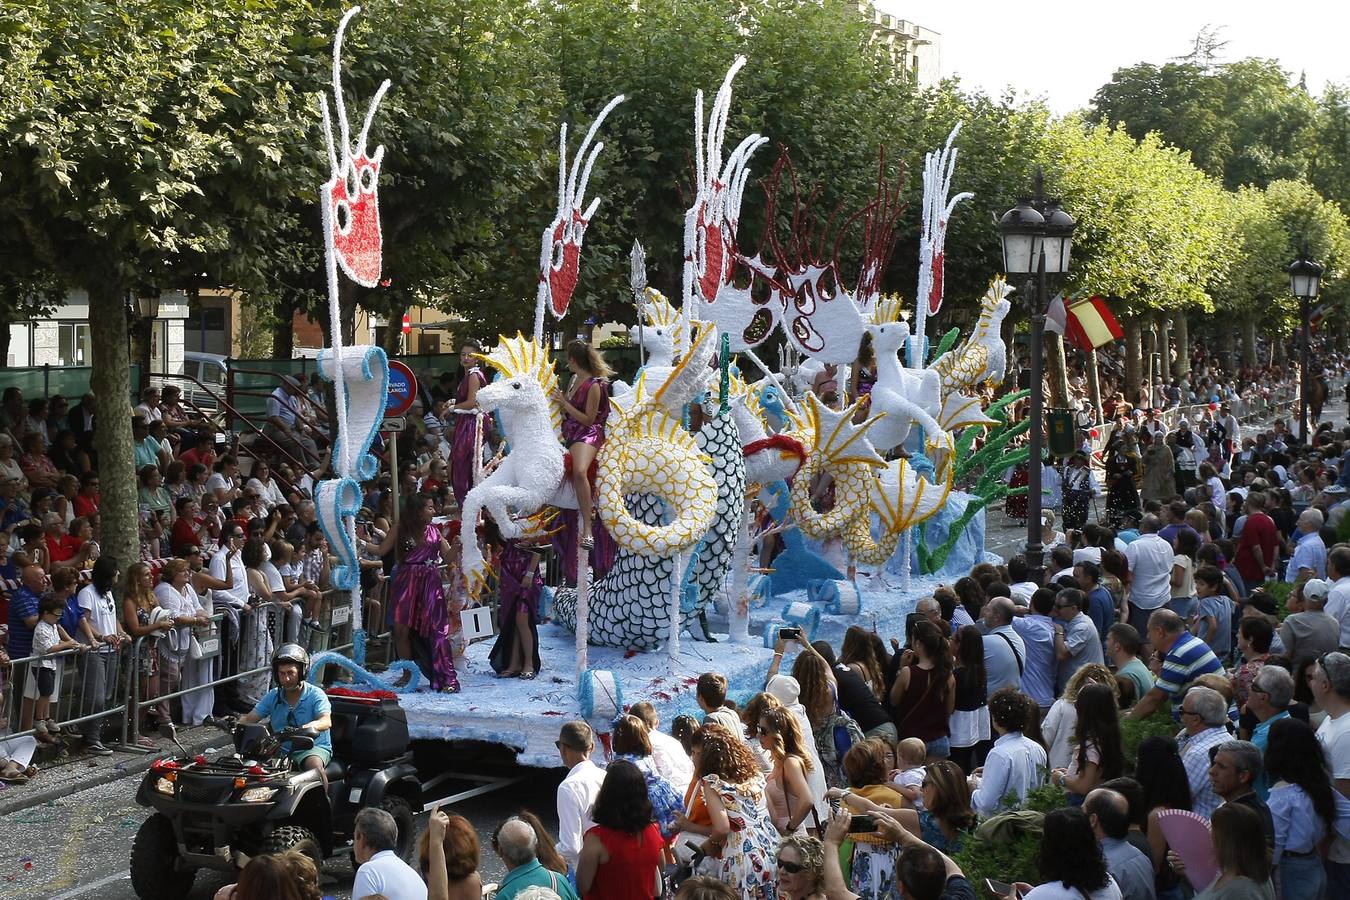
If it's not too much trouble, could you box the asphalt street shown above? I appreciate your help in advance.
[0,752,565,900]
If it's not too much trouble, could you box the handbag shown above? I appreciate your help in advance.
[188,632,204,660]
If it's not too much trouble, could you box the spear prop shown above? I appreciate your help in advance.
[630,240,648,367]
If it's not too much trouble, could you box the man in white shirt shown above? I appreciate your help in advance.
[265,376,320,464]
[210,528,250,612]
[1005,556,1040,606]
[1312,651,1350,893]
[629,701,693,798]
[1123,515,1174,650]
[1323,548,1350,651]
[352,807,427,900]
[555,720,606,870]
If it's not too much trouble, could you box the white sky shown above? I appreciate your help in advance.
[882,1,1350,114]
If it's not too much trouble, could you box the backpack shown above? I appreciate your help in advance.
[814,706,864,787]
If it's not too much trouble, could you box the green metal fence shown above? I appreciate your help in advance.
[0,364,142,401]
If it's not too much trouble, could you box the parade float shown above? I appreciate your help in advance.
[305,31,1012,765]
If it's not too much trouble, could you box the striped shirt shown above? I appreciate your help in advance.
[1156,632,1223,714]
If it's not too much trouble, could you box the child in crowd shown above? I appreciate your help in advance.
[29,593,84,743]
[889,737,929,810]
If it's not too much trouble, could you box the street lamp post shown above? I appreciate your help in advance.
[998,170,1076,573]
[1287,250,1324,445]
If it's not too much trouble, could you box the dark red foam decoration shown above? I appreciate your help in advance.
[545,212,585,318]
[928,248,945,315]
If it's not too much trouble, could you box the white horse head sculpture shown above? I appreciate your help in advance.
[459,335,564,592]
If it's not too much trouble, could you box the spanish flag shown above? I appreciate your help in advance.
[1065,295,1124,352]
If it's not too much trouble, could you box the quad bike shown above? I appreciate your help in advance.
[130,690,420,900]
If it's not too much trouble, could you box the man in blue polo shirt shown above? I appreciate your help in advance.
[1126,609,1222,720]
[239,644,333,783]
[1286,508,1327,582]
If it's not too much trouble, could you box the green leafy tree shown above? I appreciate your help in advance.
[1309,83,1350,220]
[1091,56,1317,191]
[0,0,328,566]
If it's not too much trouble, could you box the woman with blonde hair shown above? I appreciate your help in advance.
[775,834,827,900]
[1042,662,1119,770]
[122,561,173,736]
[552,340,613,552]
[757,706,816,836]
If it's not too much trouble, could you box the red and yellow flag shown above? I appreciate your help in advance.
[1065,295,1124,352]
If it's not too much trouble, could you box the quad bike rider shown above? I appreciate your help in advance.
[131,643,420,900]
[238,642,334,784]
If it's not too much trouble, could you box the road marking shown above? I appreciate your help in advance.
[47,869,130,899]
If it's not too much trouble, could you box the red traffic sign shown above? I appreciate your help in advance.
[385,360,418,417]
[401,313,411,334]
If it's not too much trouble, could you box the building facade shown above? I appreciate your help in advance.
[7,290,189,375]
[860,2,941,87]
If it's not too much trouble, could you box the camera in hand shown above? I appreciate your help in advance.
[849,814,877,833]
[778,627,801,640]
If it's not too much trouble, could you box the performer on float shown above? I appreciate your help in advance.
[552,340,613,552]
[450,338,487,506]
[488,541,543,679]
[367,493,461,692]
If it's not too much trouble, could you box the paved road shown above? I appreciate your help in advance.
[0,749,565,900]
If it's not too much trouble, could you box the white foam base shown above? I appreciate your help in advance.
[398,572,944,768]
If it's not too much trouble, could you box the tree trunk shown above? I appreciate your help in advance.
[88,279,140,571]
[1145,321,1158,400]
[1156,316,1170,386]
[1273,333,1286,366]
[272,293,296,360]
[381,296,407,358]
[1242,320,1258,369]
[1173,311,1190,377]
[1124,317,1142,401]
[1045,331,1070,408]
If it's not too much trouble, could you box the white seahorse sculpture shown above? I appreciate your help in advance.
[930,278,1013,433]
[458,335,563,593]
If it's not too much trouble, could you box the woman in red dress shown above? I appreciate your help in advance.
[576,759,664,900]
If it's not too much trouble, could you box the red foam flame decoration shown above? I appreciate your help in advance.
[329,154,383,287]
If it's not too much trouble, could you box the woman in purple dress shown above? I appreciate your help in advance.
[451,339,487,506]
[384,494,460,692]
[488,541,542,678]
[552,340,612,552]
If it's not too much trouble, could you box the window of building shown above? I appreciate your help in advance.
[58,322,91,366]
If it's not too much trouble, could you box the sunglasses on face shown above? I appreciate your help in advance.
[756,725,771,736]
[776,858,805,874]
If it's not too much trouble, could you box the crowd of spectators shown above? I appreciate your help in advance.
[5,338,1350,900]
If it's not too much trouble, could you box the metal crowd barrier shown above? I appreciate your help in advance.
[2,644,130,747]
[117,590,366,753]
